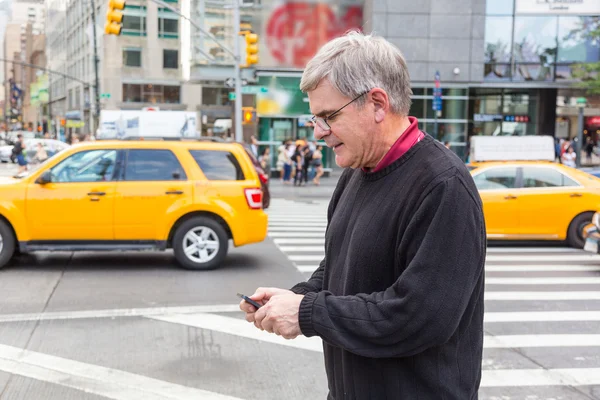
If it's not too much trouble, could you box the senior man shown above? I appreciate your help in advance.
[241,31,486,399]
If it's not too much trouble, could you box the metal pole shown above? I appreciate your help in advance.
[576,105,584,168]
[90,0,101,134]
[233,0,242,143]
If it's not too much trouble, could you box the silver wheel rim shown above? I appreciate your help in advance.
[182,227,220,263]
[0,232,3,254]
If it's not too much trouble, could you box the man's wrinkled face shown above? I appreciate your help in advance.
[308,80,372,169]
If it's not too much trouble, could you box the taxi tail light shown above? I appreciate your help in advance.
[244,188,263,209]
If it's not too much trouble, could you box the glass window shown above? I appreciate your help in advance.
[522,167,579,188]
[123,48,141,67]
[486,0,514,15]
[513,16,558,64]
[202,87,231,106]
[123,84,142,102]
[424,122,467,144]
[163,49,178,69]
[426,99,468,119]
[124,150,186,181]
[164,86,180,103]
[558,16,600,63]
[122,12,147,36]
[189,150,244,181]
[409,98,425,119]
[485,17,513,63]
[50,150,118,183]
[158,10,179,38]
[473,167,518,190]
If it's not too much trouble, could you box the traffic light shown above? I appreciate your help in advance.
[244,32,259,66]
[242,107,256,124]
[105,0,126,35]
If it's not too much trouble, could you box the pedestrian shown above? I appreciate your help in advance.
[311,145,324,185]
[562,145,576,168]
[240,31,486,399]
[12,134,27,174]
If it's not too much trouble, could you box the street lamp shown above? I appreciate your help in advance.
[576,97,586,168]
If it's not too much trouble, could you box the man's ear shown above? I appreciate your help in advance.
[370,89,389,123]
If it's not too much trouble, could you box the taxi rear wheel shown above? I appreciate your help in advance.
[173,216,228,270]
[567,212,594,249]
[0,220,16,269]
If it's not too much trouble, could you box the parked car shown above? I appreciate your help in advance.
[0,137,268,270]
[0,138,69,163]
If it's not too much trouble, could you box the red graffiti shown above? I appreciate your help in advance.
[266,2,363,68]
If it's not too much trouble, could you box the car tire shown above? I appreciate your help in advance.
[172,216,229,270]
[0,220,16,269]
[567,212,595,249]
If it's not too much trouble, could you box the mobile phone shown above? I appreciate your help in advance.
[237,293,262,309]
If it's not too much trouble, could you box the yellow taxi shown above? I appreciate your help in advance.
[0,138,268,270]
[468,136,600,248]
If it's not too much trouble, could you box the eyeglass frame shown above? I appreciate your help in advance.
[310,90,370,131]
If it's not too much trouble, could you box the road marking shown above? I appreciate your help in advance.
[0,304,240,323]
[297,265,320,273]
[148,312,323,352]
[268,232,325,238]
[485,265,600,272]
[480,368,600,387]
[0,343,243,400]
[486,254,600,262]
[486,247,583,253]
[486,277,600,285]
[278,246,326,252]
[268,217,326,221]
[289,255,328,262]
[485,334,600,348]
[269,223,328,228]
[485,311,600,322]
[273,239,325,245]
[485,291,600,300]
[268,227,326,232]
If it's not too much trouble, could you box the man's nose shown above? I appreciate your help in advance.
[313,124,328,140]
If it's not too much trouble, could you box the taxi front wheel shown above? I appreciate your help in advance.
[173,216,229,270]
[0,220,16,269]
[567,212,594,249]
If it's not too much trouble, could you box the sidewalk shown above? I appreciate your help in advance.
[268,169,343,200]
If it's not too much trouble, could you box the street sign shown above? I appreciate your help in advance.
[432,71,442,112]
[228,92,236,100]
[225,78,235,88]
[100,93,111,99]
[241,86,268,94]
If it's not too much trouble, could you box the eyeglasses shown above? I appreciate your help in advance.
[311,91,369,131]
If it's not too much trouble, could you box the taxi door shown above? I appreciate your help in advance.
[517,166,586,239]
[472,166,520,238]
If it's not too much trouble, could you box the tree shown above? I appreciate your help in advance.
[569,17,600,95]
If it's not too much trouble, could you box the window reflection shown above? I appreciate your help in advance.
[514,16,558,64]
[485,17,513,63]
[558,16,600,63]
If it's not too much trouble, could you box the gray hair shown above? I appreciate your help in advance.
[300,31,412,116]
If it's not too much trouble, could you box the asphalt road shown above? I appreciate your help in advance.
[1,162,600,399]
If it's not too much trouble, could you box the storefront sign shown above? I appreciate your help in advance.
[516,0,600,15]
[474,114,503,122]
[470,136,555,162]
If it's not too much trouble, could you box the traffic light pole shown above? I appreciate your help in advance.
[233,0,243,143]
[90,0,101,131]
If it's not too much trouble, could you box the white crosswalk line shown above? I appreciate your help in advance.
[273,239,324,245]
[484,334,600,348]
[485,311,600,322]
[485,291,600,300]
[486,254,600,262]
[481,368,600,387]
[485,265,600,272]
[269,227,326,232]
[486,277,600,285]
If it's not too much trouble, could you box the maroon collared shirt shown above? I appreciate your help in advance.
[365,117,424,173]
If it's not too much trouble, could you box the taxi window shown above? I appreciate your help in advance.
[522,167,579,188]
[189,150,244,181]
[473,167,517,190]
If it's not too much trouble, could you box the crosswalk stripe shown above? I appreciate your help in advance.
[289,255,328,262]
[486,247,583,253]
[486,277,600,285]
[485,291,600,300]
[0,343,243,400]
[269,227,326,232]
[480,368,600,387]
[485,265,600,272]
[278,246,325,252]
[273,239,324,245]
[484,334,600,348]
[485,311,600,322]
[486,254,600,262]
[269,223,328,228]
[268,232,325,238]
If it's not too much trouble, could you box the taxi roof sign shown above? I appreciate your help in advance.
[470,136,555,162]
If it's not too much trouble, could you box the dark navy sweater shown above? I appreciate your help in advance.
[291,135,486,400]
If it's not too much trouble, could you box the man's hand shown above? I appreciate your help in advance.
[239,287,293,321]
[253,293,304,339]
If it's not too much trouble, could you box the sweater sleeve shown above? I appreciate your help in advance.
[289,168,353,295]
[297,175,486,358]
